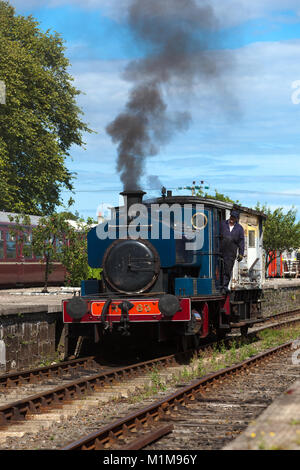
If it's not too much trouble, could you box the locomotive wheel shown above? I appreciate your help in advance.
[240,325,249,336]
[216,328,227,340]
[179,335,197,352]
[192,334,201,349]
[178,336,189,352]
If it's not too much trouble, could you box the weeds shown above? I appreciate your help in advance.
[150,367,167,392]
[126,324,300,407]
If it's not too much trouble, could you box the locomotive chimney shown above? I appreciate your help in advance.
[120,190,146,210]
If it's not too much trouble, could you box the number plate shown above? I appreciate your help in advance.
[91,300,160,316]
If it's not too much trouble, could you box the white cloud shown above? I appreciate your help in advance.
[67,38,300,157]
[71,59,130,133]
[209,0,300,27]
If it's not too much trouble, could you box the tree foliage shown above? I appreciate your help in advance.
[0,1,92,214]
[59,217,101,287]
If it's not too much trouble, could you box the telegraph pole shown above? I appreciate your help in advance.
[178,180,210,196]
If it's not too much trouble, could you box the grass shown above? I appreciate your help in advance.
[38,351,61,367]
[128,324,300,404]
[175,325,300,387]
[290,419,300,426]
[150,366,167,392]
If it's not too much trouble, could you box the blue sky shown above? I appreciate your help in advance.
[8,0,300,220]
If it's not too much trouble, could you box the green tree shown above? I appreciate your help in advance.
[32,213,73,292]
[58,210,80,221]
[59,217,101,287]
[255,204,300,273]
[0,1,92,214]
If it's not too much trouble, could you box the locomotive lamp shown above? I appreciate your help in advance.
[66,296,87,320]
[158,294,180,318]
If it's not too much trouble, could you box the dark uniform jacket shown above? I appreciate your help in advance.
[220,220,245,260]
[220,219,245,289]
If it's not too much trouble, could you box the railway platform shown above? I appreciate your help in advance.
[0,287,80,371]
[263,278,300,289]
[0,287,77,314]
[224,379,300,450]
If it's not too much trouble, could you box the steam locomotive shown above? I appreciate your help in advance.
[63,189,266,350]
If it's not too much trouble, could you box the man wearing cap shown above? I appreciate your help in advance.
[220,210,245,293]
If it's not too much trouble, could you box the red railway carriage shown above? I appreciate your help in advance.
[0,211,65,287]
[267,251,283,278]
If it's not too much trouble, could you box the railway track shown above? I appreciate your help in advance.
[0,307,298,390]
[238,308,300,336]
[0,309,299,398]
[0,356,98,388]
[61,339,300,450]
[0,308,299,449]
[0,354,179,427]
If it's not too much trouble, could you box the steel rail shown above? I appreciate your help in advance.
[234,307,300,328]
[254,316,300,334]
[117,424,174,450]
[0,356,97,388]
[60,339,295,450]
[0,353,177,427]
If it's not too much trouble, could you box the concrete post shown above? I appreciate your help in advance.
[0,340,6,372]
[0,80,6,104]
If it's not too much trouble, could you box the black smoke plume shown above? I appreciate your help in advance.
[147,174,164,191]
[106,0,235,191]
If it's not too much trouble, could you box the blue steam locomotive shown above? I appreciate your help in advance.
[63,189,265,349]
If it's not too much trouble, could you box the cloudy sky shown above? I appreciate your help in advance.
[8,0,300,219]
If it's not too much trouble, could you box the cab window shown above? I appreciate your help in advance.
[248,230,255,248]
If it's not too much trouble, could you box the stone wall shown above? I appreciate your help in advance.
[0,310,64,373]
[262,286,300,317]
